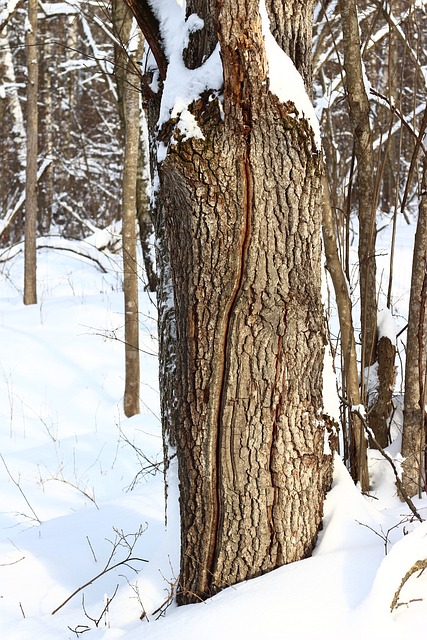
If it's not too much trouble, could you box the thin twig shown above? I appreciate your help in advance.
[52,528,148,615]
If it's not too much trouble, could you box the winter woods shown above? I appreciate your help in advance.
[1,0,427,617]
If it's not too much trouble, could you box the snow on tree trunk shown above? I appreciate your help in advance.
[126,0,334,605]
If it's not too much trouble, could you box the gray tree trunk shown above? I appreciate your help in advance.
[112,1,157,292]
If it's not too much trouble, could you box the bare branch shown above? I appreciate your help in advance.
[51,527,148,615]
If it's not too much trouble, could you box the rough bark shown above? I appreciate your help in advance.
[122,53,141,418]
[183,0,218,70]
[265,0,315,92]
[127,0,333,604]
[24,0,38,306]
[401,155,427,497]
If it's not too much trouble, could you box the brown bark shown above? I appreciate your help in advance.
[264,0,315,92]
[24,0,38,306]
[127,0,333,604]
[338,0,377,373]
[122,53,141,418]
[401,155,427,497]
[322,176,369,490]
[123,0,167,80]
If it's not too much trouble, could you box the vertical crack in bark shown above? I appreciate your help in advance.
[210,135,254,589]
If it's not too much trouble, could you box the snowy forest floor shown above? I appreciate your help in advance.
[1,227,427,639]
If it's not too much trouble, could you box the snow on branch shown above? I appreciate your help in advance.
[154,4,222,160]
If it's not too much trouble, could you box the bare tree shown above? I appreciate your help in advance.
[337,0,377,379]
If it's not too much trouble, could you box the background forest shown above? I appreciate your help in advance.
[1,0,427,638]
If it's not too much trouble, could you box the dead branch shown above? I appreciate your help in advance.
[391,558,427,611]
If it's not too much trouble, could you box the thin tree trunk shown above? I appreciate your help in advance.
[322,176,369,490]
[338,0,377,375]
[401,155,427,497]
[39,21,54,234]
[24,0,38,306]
[112,2,156,292]
[122,51,141,418]
[127,0,333,605]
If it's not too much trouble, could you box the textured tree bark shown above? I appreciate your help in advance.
[401,155,427,498]
[122,53,141,418]
[24,0,38,305]
[127,0,333,604]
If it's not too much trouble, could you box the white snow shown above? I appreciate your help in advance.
[147,0,222,158]
[0,235,426,639]
[378,307,398,345]
[156,31,222,158]
[260,0,321,149]
[153,0,321,159]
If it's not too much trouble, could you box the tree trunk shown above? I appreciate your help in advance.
[24,0,38,305]
[322,176,369,490]
[401,155,427,497]
[112,1,157,292]
[338,0,377,375]
[122,52,141,418]
[127,0,333,604]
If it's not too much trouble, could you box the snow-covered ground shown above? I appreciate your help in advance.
[0,230,426,639]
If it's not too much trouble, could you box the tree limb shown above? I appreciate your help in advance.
[123,0,168,80]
